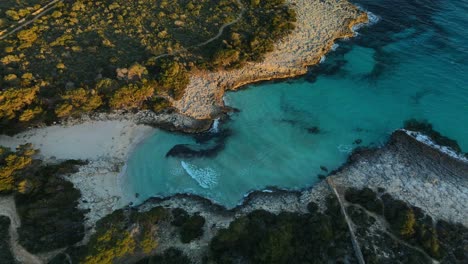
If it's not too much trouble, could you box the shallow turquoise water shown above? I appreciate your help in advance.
[125,0,468,207]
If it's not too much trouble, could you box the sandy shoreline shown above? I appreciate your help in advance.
[0,0,369,231]
[0,119,155,229]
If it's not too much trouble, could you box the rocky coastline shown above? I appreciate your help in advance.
[132,129,467,263]
[1,0,467,263]
[172,0,369,121]
[138,129,468,220]
[0,0,372,233]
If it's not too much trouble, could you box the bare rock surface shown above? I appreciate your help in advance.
[175,0,368,119]
[140,130,467,262]
[331,130,468,226]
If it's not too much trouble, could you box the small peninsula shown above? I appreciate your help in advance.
[0,0,467,263]
[1,0,368,229]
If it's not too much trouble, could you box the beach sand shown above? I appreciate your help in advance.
[0,120,155,230]
[0,0,367,231]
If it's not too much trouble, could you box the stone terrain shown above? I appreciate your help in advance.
[331,130,468,226]
[139,130,467,263]
[0,0,369,236]
[172,0,368,120]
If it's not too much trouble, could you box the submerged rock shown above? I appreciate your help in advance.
[307,126,321,134]
[136,110,212,133]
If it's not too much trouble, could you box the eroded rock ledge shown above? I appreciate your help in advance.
[172,0,369,121]
[142,130,467,223]
[134,129,467,262]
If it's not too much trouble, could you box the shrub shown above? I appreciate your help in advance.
[180,215,205,243]
[110,83,154,109]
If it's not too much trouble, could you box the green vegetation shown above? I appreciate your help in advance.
[0,216,16,264]
[345,188,468,263]
[0,144,36,194]
[170,208,206,243]
[0,143,86,253]
[75,207,169,264]
[205,0,296,68]
[135,248,192,264]
[209,196,355,263]
[14,159,86,253]
[345,187,383,215]
[0,0,296,133]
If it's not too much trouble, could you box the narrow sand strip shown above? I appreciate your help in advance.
[0,196,42,264]
[0,0,368,232]
[0,120,155,230]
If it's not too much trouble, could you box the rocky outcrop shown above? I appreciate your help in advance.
[174,0,369,120]
[133,129,467,263]
[330,130,468,226]
[135,110,213,133]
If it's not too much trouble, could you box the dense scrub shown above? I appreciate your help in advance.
[0,144,36,193]
[59,207,206,264]
[345,187,468,263]
[0,216,16,264]
[208,195,355,264]
[170,208,206,243]
[1,144,86,253]
[69,207,170,264]
[0,0,296,133]
[15,160,86,253]
[135,248,192,264]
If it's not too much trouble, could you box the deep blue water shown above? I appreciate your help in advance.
[125,0,468,207]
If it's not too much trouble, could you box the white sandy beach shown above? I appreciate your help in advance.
[0,120,153,161]
[0,0,367,231]
[0,120,155,229]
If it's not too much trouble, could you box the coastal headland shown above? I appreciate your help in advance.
[1,0,467,263]
[1,0,369,230]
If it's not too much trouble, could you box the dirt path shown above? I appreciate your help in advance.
[0,0,62,40]
[154,0,245,60]
[353,202,439,264]
[0,196,42,264]
[327,179,366,264]
[329,181,439,264]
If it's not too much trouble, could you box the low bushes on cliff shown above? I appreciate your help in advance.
[0,144,36,194]
[170,208,206,243]
[75,207,170,264]
[135,248,192,264]
[345,187,468,263]
[0,216,15,264]
[0,144,86,253]
[15,160,86,253]
[344,187,383,215]
[208,196,354,263]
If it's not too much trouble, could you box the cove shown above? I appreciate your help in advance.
[125,0,468,207]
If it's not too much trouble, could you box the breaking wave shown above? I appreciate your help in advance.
[181,161,219,189]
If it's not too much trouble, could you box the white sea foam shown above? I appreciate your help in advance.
[367,11,380,25]
[401,129,468,163]
[181,161,219,189]
[210,118,220,133]
[331,43,340,51]
[320,55,326,63]
[338,144,353,153]
[351,9,380,35]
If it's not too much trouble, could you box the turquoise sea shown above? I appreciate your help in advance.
[125,0,468,207]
